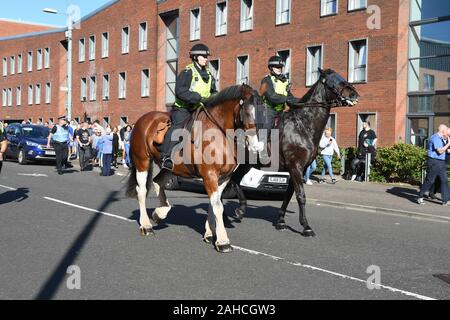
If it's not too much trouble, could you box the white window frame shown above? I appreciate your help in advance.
[240,0,254,32]
[3,57,7,76]
[44,48,50,68]
[141,69,150,97]
[37,49,43,70]
[2,89,7,106]
[122,27,130,54]
[348,38,368,83]
[321,0,338,17]
[89,76,97,101]
[119,72,127,99]
[190,8,201,41]
[209,59,221,90]
[348,0,367,11]
[277,49,291,81]
[103,74,110,100]
[16,86,21,106]
[236,55,250,84]
[35,84,41,105]
[216,1,228,36]
[276,0,291,25]
[45,82,51,104]
[27,51,33,72]
[79,38,86,62]
[17,54,22,74]
[139,22,148,51]
[7,88,12,107]
[89,35,96,61]
[28,85,33,105]
[102,32,109,58]
[81,78,87,101]
[306,44,324,86]
[10,56,15,75]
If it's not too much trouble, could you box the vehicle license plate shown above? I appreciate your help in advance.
[45,151,56,155]
[268,177,287,184]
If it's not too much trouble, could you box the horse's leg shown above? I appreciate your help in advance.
[204,178,233,253]
[233,182,247,220]
[136,170,154,236]
[203,206,215,244]
[275,180,294,230]
[290,167,315,237]
[151,177,172,224]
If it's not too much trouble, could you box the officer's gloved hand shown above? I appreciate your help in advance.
[200,97,209,107]
[286,96,298,107]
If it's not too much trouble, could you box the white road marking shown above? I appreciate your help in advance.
[0,184,17,191]
[43,197,135,223]
[18,173,48,177]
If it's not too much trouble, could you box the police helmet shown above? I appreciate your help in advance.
[190,43,211,59]
[268,55,285,69]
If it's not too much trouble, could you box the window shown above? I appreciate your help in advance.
[321,0,338,16]
[37,49,43,70]
[348,0,367,11]
[2,57,7,76]
[122,27,129,54]
[349,39,367,83]
[276,0,291,25]
[89,76,96,101]
[139,23,148,51]
[102,117,110,128]
[216,2,228,36]
[326,114,336,138]
[240,0,253,31]
[79,38,85,62]
[73,117,80,124]
[141,69,150,97]
[45,82,51,104]
[10,56,15,75]
[357,113,377,140]
[35,84,41,104]
[81,78,87,101]
[27,51,32,72]
[18,54,22,74]
[277,49,291,80]
[209,60,220,90]
[7,88,12,107]
[306,45,323,86]
[164,14,179,106]
[119,72,126,99]
[2,89,6,106]
[103,74,110,100]
[28,85,33,105]
[120,116,128,127]
[16,86,21,106]
[49,118,54,125]
[101,32,109,58]
[44,48,50,68]
[89,36,96,60]
[423,74,435,91]
[190,9,201,41]
[236,55,249,84]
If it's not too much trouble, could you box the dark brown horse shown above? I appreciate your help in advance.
[126,84,262,253]
[229,69,360,236]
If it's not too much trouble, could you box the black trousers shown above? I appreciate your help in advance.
[160,108,191,158]
[54,142,69,172]
[79,146,91,170]
[351,158,366,176]
[0,160,3,174]
[419,158,449,202]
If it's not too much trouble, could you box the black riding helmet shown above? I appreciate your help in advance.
[190,43,211,59]
[268,55,285,69]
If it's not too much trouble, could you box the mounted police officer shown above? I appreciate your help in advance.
[47,115,70,175]
[159,43,217,170]
[260,55,296,136]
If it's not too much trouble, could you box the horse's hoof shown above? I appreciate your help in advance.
[215,243,233,253]
[302,227,316,237]
[152,212,162,225]
[275,223,287,230]
[203,236,214,244]
[235,208,245,220]
[140,226,155,236]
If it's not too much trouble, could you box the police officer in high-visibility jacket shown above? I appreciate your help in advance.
[260,56,296,135]
[47,115,70,175]
[159,43,217,170]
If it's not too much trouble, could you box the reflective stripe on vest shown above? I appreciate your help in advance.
[174,63,212,109]
[53,125,70,142]
[263,75,289,112]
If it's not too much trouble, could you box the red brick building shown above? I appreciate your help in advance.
[1,0,435,147]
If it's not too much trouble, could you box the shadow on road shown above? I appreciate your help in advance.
[386,186,421,204]
[0,187,29,205]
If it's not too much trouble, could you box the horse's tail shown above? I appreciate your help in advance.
[125,155,154,199]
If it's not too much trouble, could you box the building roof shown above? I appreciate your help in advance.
[0,18,60,38]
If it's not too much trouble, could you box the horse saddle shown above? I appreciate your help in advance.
[153,119,171,145]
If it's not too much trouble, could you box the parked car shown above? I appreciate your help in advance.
[5,123,56,164]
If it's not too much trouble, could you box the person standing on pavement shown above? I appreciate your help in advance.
[0,121,8,175]
[304,159,317,185]
[47,115,70,175]
[76,121,92,171]
[112,127,120,168]
[417,124,450,205]
[351,121,377,181]
[99,128,113,176]
[123,125,132,168]
[319,127,340,184]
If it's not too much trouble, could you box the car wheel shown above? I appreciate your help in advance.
[164,176,179,190]
[18,149,27,165]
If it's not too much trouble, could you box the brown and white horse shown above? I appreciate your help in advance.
[126,84,262,253]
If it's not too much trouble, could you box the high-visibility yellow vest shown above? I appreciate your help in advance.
[174,63,212,109]
[263,75,289,112]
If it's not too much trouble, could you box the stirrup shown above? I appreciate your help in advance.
[161,156,174,171]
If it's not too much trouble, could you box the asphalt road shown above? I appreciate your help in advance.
[0,160,449,300]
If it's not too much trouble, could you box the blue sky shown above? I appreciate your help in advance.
[1,0,113,27]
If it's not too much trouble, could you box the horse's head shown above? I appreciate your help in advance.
[239,84,264,152]
[318,68,359,107]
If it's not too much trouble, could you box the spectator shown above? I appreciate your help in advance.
[76,121,92,171]
[417,124,450,205]
[351,121,378,181]
[304,159,317,185]
[0,121,8,175]
[123,125,132,168]
[319,127,340,184]
[91,130,102,166]
[99,128,114,176]
[112,127,120,168]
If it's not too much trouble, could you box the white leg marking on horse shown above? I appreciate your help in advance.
[211,180,230,246]
[136,171,151,228]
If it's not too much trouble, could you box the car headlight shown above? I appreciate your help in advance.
[25,141,42,148]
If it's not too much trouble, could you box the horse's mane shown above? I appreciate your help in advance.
[204,85,244,108]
